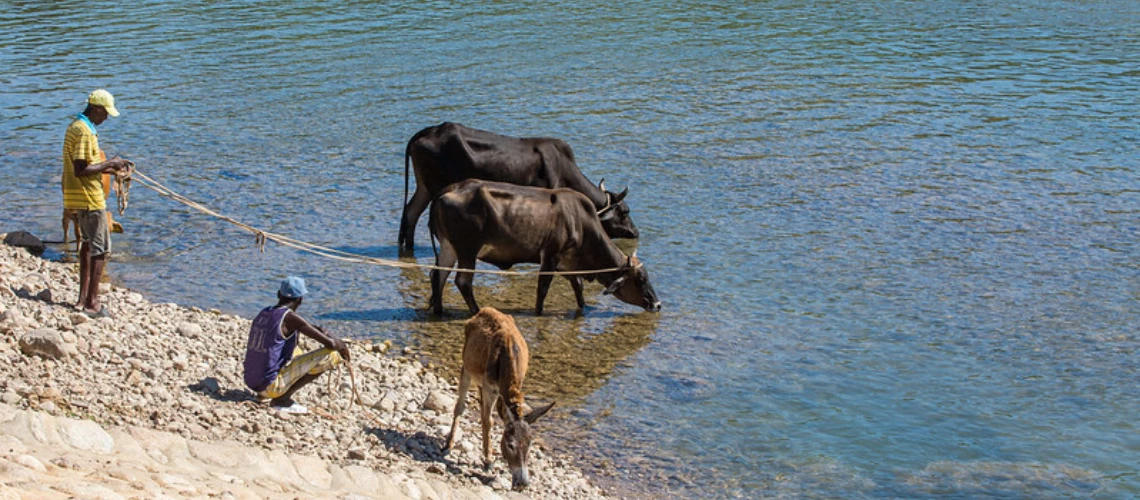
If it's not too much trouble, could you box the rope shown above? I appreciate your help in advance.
[128,169,631,277]
[114,162,135,216]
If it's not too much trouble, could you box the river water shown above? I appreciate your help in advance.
[2,1,1137,498]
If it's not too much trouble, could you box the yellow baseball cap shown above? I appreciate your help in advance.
[87,89,120,117]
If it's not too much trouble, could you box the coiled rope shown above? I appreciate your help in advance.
[127,169,629,276]
[114,165,133,216]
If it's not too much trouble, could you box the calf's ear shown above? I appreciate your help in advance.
[525,402,556,424]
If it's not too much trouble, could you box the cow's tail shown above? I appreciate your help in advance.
[427,191,440,259]
[403,143,411,212]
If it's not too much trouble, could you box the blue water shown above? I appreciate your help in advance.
[2,1,1138,497]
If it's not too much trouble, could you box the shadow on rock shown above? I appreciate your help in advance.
[188,376,258,403]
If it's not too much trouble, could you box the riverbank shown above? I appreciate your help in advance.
[0,237,606,499]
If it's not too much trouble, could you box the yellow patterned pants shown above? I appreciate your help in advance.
[258,348,343,399]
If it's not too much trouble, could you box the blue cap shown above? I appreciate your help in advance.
[278,276,308,299]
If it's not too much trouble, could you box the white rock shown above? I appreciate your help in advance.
[57,418,115,454]
[14,455,46,472]
[422,390,455,413]
[172,354,189,370]
[176,322,202,339]
[19,328,69,359]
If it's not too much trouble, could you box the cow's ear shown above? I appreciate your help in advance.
[597,204,617,221]
[604,275,627,295]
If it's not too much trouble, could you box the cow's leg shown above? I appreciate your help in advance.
[568,275,586,311]
[455,255,479,315]
[399,187,432,254]
[535,256,560,316]
[443,369,471,452]
[430,243,457,314]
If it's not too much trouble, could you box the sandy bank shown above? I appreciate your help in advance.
[0,238,607,499]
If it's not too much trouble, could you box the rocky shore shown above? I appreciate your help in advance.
[0,237,607,499]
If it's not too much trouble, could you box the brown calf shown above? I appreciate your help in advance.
[443,307,555,490]
[61,172,121,253]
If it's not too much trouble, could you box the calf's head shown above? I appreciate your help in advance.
[502,402,555,490]
[597,179,639,239]
[604,252,661,312]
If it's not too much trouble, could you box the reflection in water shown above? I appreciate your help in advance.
[394,259,660,400]
[387,258,662,490]
[5,1,1138,497]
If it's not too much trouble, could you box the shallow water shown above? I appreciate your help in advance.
[2,1,1138,497]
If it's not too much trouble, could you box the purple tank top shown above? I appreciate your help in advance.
[243,306,299,392]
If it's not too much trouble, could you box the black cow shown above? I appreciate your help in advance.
[428,180,660,316]
[400,122,639,254]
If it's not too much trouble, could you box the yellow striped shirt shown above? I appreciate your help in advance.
[62,118,105,210]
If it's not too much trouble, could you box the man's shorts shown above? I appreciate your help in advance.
[258,348,343,399]
[77,209,111,257]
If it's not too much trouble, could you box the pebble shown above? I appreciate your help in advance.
[0,243,607,500]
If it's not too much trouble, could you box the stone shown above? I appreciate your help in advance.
[3,231,45,256]
[157,473,198,494]
[374,390,401,412]
[199,377,220,394]
[57,418,115,454]
[14,455,45,472]
[422,390,455,413]
[172,354,189,371]
[35,289,52,302]
[176,322,202,339]
[69,313,89,326]
[19,328,69,359]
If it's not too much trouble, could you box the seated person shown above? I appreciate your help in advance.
[243,276,350,414]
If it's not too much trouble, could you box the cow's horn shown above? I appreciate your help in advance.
[611,187,629,204]
[598,179,606,192]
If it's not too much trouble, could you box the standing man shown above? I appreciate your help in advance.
[243,276,352,414]
[63,89,132,317]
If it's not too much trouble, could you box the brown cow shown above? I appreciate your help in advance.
[428,179,661,316]
[400,122,639,254]
[443,307,555,490]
